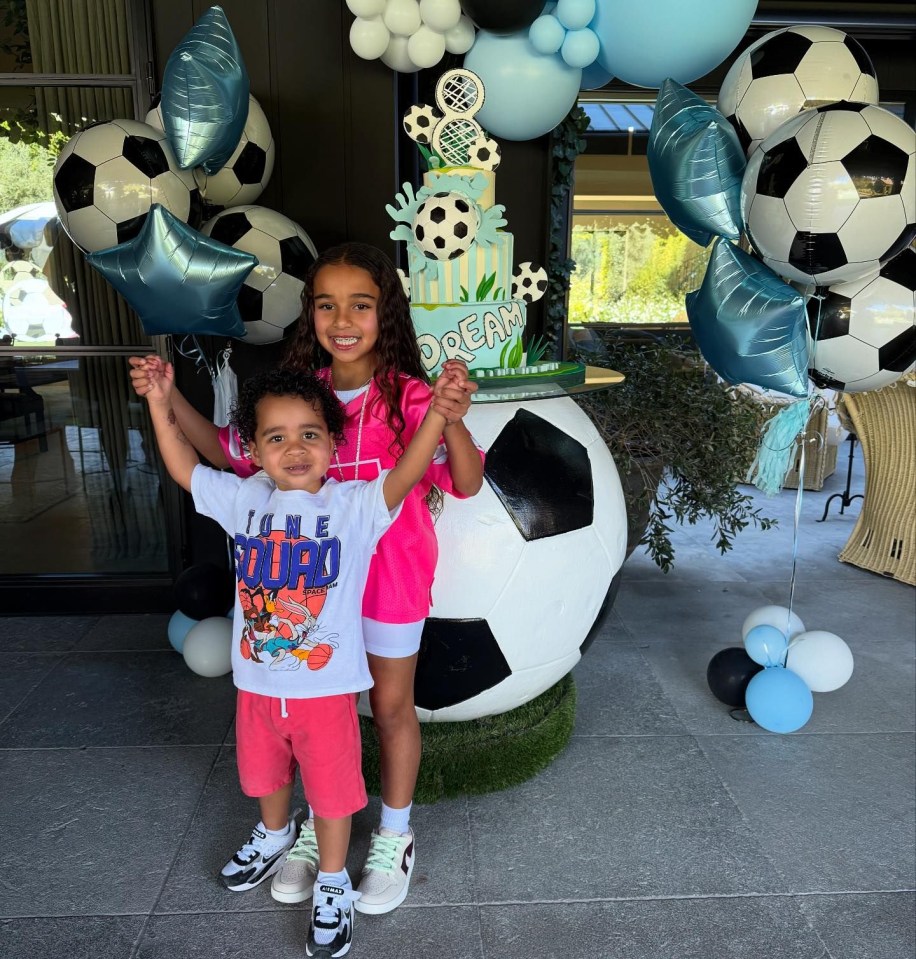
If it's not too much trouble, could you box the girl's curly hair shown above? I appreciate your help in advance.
[231,369,345,446]
[282,241,428,459]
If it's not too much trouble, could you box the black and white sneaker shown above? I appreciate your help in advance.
[219,818,296,892]
[306,882,360,958]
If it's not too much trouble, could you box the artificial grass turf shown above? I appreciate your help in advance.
[360,673,576,803]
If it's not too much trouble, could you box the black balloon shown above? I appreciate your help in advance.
[175,563,235,619]
[706,647,764,708]
[460,0,544,34]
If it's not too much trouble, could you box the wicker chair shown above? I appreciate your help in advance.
[837,376,916,586]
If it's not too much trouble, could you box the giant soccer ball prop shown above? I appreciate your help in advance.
[53,119,201,253]
[807,247,916,393]
[410,397,627,722]
[718,26,879,157]
[741,102,916,287]
[201,205,317,345]
[413,191,479,261]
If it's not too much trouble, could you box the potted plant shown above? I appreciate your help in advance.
[572,330,777,571]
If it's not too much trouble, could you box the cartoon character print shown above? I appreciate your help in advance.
[235,524,338,673]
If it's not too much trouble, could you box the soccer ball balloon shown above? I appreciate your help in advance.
[201,205,317,345]
[1,277,73,342]
[147,95,275,209]
[718,25,879,157]
[198,97,275,209]
[741,102,916,287]
[53,119,201,253]
[413,191,479,260]
[402,397,627,721]
[807,247,916,393]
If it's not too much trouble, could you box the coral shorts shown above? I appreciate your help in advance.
[235,690,367,819]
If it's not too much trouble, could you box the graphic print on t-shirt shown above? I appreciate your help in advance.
[234,510,340,673]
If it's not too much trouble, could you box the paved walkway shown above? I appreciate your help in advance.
[2,448,914,958]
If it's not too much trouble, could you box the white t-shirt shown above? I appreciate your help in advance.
[191,465,399,699]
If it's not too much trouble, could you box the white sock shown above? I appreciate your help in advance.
[379,802,412,835]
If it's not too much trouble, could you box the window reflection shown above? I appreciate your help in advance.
[0,353,167,574]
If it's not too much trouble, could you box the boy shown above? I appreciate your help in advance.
[141,362,455,958]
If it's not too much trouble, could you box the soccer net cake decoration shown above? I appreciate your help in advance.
[390,68,583,389]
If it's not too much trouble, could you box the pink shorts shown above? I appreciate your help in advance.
[235,690,367,819]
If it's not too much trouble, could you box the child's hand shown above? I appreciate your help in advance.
[129,355,174,406]
[432,361,477,426]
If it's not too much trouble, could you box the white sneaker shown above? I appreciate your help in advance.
[271,817,320,903]
[219,818,296,892]
[353,827,415,915]
[307,882,360,958]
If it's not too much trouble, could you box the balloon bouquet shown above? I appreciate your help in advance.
[52,5,318,347]
[646,25,915,732]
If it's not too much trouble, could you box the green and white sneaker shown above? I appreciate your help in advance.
[353,827,415,915]
[271,818,320,903]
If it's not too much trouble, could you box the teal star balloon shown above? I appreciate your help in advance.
[648,79,746,247]
[86,204,256,338]
[686,238,809,398]
[161,5,249,173]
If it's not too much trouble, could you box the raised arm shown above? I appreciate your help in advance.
[138,359,201,492]
[128,355,229,468]
[432,360,484,496]
[382,405,449,511]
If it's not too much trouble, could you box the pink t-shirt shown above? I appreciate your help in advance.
[218,370,483,623]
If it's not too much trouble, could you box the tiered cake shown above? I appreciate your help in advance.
[389,68,583,389]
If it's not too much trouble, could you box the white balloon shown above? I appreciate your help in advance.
[381,34,421,72]
[383,0,422,36]
[419,0,461,32]
[346,0,386,17]
[407,24,446,68]
[350,15,391,59]
[741,605,806,642]
[183,617,233,678]
[443,14,475,54]
[786,630,854,692]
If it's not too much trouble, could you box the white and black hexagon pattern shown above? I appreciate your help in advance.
[201,205,317,345]
[412,191,479,261]
[404,399,627,721]
[718,25,879,156]
[741,102,916,287]
[53,118,201,253]
[807,246,916,392]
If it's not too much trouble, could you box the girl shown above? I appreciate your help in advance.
[130,242,483,915]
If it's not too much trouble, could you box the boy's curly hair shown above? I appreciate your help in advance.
[231,369,346,446]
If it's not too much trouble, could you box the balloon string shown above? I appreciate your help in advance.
[784,289,822,661]
[175,334,215,380]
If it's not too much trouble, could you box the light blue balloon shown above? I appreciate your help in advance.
[86,205,256,338]
[561,28,599,69]
[745,667,813,734]
[529,14,565,54]
[556,0,595,31]
[648,79,745,246]
[744,624,788,668]
[168,609,199,654]
[580,60,612,91]
[685,239,810,399]
[591,0,757,88]
[161,5,250,173]
[464,30,582,141]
